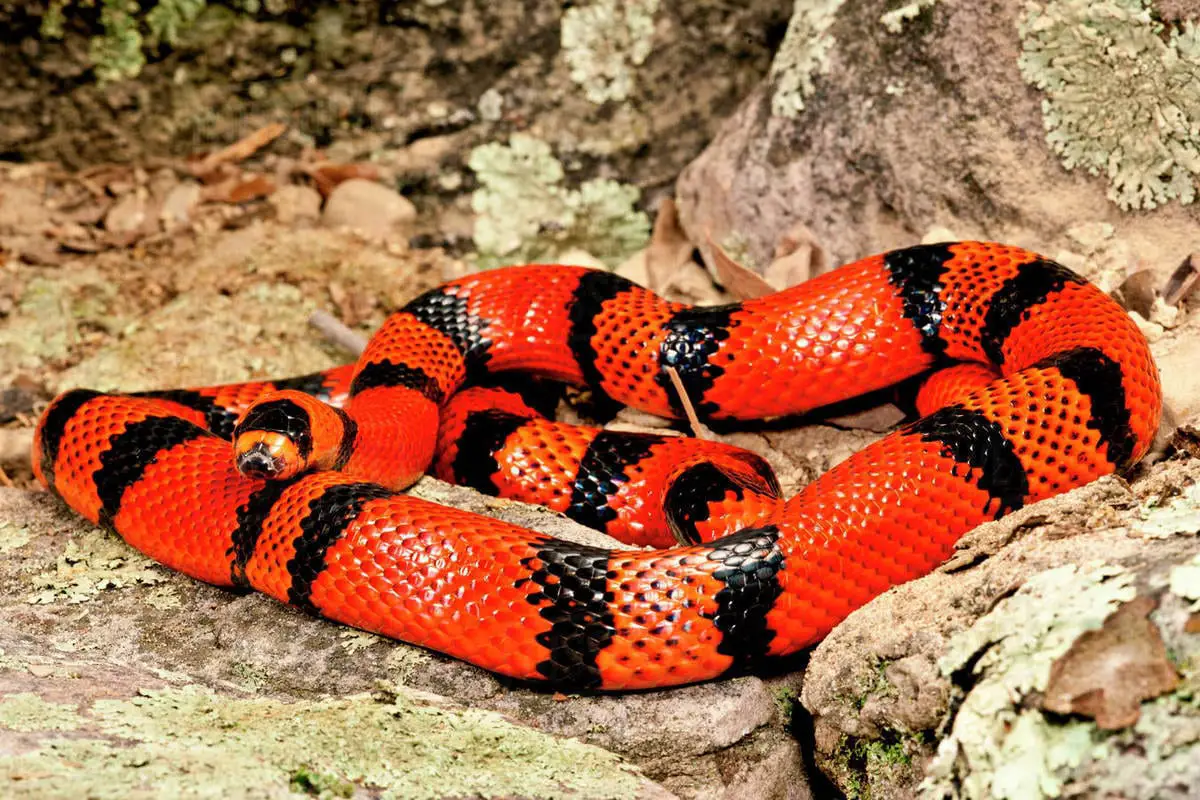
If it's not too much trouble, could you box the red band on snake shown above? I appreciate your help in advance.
[33,242,1161,690]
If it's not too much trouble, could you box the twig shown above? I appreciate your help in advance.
[308,310,367,356]
[191,123,287,177]
[663,366,716,440]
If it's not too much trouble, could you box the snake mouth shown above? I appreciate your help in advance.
[236,442,287,479]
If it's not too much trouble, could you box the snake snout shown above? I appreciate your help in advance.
[236,442,286,478]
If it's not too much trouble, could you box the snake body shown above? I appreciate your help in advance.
[33,242,1161,690]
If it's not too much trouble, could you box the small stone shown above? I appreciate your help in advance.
[322,179,416,239]
[159,181,202,228]
[103,191,150,234]
[478,88,504,122]
[270,184,323,226]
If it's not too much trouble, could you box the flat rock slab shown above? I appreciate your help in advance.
[0,483,808,800]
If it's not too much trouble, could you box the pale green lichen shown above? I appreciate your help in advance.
[28,529,169,605]
[0,270,120,372]
[0,521,32,554]
[1136,483,1200,538]
[468,134,650,269]
[142,586,181,611]
[1169,553,1200,611]
[1018,1,1200,210]
[42,0,284,83]
[561,0,660,104]
[338,630,381,654]
[0,693,82,733]
[922,563,1137,800]
[881,0,939,33]
[768,0,846,118]
[1077,696,1200,798]
[0,685,648,799]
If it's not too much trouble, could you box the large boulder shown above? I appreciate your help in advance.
[678,0,1200,275]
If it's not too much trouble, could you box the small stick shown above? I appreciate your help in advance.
[664,366,716,440]
[308,310,367,356]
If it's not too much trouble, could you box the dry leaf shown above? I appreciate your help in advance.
[1163,252,1199,307]
[1114,269,1159,318]
[766,221,827,288]
[190,122,287,177]
[201,173,277,205]
[303,162,382,198]
[1042,595,1179,729]
[705,231,775,300]
[645,197,697,293]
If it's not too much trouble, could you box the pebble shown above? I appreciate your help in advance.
[270,184,323,225]
[322,178,416,239]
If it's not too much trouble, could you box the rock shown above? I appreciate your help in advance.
[0,182,52,233]
[800,458,1200,799]
[1142,298,1200,425]
[322,178,417,239]
[0,480,810,799]
[0,518,675,800]
[159,181,202,229]
[268,184,323,226]
[676,1,1200,275]
[102,190,152,235]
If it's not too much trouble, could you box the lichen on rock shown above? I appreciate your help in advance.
[1018,0,1200,210]
[561,0,661,105]
[27,528,171,606]
[920,561,1200,800]
[468,133,650,269]
[880,0,939,33]
[768,0,846,118]
[0,685,653,799]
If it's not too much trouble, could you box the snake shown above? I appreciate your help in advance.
[32,241,1162,691]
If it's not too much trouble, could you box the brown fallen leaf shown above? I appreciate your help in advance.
[303,162,382,198]
[644,197,697,294]
[1042,595,1179,729]
[1163,252,1199,307]
[200,173,277,205]
[705,231,775,300]
[190,122,287,177]
[1113,268,1159,318]
[766,221,827,288]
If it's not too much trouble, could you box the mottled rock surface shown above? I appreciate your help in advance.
[677,0,1200,277]
[0,483,808,799]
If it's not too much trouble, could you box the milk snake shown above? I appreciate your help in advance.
[33,241,1161,690]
